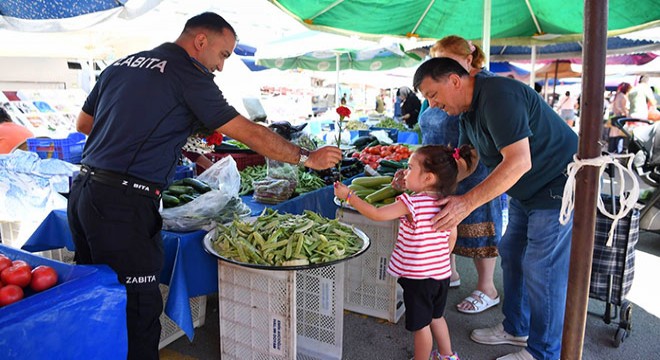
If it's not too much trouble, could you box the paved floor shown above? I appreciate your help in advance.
[161,230,660,360]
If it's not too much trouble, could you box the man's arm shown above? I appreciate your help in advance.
[432,137,532,229]
[218,115,342,170]
[76,111,94,135]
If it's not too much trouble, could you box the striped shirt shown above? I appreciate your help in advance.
[387,193,452,280]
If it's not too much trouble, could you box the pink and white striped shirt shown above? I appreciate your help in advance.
[387,193,452,280]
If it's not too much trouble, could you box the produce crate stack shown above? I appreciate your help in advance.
[217,261,344,360]
[158,284,207,349]
[337,209,405,323]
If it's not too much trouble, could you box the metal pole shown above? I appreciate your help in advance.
[561,0,608,359]
[482,0,491,70]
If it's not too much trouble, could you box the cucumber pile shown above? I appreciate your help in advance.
[347,176,403,207]
[162,178,212,208]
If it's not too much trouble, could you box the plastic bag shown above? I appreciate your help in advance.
[161,155,241,231]
[253,159,297,204]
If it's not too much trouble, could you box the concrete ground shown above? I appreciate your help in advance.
[161,230,660,360]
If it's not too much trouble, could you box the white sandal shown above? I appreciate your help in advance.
[457,290,500,314]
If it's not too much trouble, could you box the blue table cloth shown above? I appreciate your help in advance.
[241,182,339,218]
[21,209,213,341]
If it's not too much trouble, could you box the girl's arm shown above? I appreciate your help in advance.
[334,182,408,221]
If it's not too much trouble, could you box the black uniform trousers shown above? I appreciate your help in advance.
[68,170,164,360]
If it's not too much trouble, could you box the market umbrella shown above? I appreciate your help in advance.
[534,60,582,103]
[255,30,422,106]
[267,0,660,45]
[0,0,163,32]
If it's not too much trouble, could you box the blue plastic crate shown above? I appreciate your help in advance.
[174,164,195,180]
[26,132,86,163]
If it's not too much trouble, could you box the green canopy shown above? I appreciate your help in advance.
[268,0,660,45]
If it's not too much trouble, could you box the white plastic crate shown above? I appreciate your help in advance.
[217,261,344,360]
[158,284,207,349]
[337,209,405,323]
[0,220,75,262]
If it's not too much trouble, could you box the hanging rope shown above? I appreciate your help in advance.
[559,153,639,247]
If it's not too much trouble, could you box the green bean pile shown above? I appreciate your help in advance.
[238,165,327,196]
[211,209,363,267]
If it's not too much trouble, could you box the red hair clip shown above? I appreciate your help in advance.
[453,148,461,160]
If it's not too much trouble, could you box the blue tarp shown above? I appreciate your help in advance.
[0,245,127,360]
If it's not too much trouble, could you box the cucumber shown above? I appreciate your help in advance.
[365,185,400,204]
[178,194,196,204]
[167,185,195,195]
[183,177,212,193]
[379,159,407,169]
[162,194,180,208]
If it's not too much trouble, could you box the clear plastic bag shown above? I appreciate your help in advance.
[161,155,241,231]
[252,159,298,204]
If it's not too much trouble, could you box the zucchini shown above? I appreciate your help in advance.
[351,175,393,189]
[167,185,195,195]
[348,184,369,191]
[353,189,377,198]
[365,185,400,204]
[162,194,180,208]
[379,160,407,169]
[183,177,212,193]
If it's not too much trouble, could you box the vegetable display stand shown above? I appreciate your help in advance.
[217,261,344,359]
[336,209,405,323]
[0,245,127,359]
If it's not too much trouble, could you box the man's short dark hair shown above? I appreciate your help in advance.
[413,57,469,92]
[183,12,237,39]
[0,107,12,123]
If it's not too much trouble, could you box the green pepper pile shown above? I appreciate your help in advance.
[211,209,363,267]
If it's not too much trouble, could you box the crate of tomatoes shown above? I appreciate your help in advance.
[353,144,411,170]
[0,245,128,358]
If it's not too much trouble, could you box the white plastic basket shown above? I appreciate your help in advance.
[337,210,405,323]
[158,284,207,349]
[217,261,344,359]
[0,220,76,262]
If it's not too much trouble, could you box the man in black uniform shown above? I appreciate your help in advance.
[68,12,342,360]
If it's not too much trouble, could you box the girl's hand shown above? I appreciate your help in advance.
[334,181,350,200]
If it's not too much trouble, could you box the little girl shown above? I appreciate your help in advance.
[335,144,472,360]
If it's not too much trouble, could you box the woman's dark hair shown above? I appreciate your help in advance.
[183,12,237,39]
[414,144,473,197]
[413,57,469,92]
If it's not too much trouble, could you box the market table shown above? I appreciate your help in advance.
[20,184,341,340]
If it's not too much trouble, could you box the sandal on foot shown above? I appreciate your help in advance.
[456,290,500,314]
[449,278,461,288]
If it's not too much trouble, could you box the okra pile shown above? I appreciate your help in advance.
[212,209,363,267]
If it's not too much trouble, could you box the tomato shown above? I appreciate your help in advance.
[0,255,11,274]
[1,264,32,288]
[30,265,58,292]
[12,260,32,271]
[0,284,24,307]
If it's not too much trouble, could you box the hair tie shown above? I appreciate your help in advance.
[453,148,461,160]
[468,40,476,53]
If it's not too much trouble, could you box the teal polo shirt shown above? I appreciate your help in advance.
[458,76,578,209]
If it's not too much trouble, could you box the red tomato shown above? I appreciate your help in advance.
[1,264,32,288]
[0,255,11,274]
[30,265,58,292]
[0,284,24,306]
[12,260,32,271]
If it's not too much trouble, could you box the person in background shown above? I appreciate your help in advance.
[420,35,502,316]
[414,58,577,360]
[608,82,632,154]
[68,12,341,360]
[0,108,34,154]
[556,91,577,127]
[340,92,348,105]
[335,144,470,360]
[398,86,421,128]
[375,91,386,113]
[629,75,657,120]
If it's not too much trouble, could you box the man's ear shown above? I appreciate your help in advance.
[449,73,462,88]
[194,33,207,51]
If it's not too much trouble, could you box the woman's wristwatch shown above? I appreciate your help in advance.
[298,147,310,166]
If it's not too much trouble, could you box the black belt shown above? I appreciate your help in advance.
[80,165,162,199]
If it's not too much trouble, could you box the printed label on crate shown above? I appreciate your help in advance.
[269,315,285,356]
[378,256,389,283]
[320,278,333,316]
